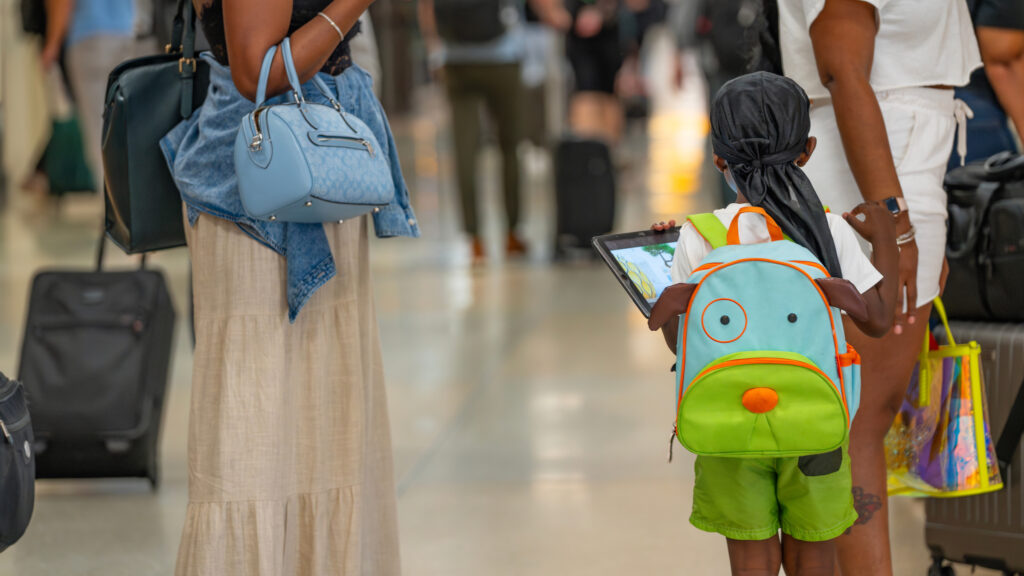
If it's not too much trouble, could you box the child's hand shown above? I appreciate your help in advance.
[651,220,677,232]
[843,203,896,245]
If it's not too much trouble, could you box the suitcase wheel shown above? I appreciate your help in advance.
[927,559,954,576]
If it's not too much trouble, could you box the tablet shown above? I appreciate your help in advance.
[592,227,680,318]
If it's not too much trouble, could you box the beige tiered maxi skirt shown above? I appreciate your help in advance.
[175,212,401,576]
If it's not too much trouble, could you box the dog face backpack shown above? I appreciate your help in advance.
[650,208,865,458]
[235,37,395,223]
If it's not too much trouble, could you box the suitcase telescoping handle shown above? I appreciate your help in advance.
[96,228,147,272]
[996,376,1024,477]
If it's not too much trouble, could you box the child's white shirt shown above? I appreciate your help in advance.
[669,203,884,294]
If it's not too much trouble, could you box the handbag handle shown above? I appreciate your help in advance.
[254,38,345,111]
[170,0,200,118]
[726,207,785,245]
[933,297,956,347]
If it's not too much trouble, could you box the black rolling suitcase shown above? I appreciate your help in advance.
[926,322,1024,575]
[18,238,175,489]
[555,137,616,255]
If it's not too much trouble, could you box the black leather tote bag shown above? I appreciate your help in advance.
[0,372,35,552]
[101,0,210,254]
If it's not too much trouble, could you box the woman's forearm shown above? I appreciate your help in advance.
[43,0,74,54]
[825,76,904,204]
[977,26,1024,140]
[809,0,903,206]
[224,0,374,101]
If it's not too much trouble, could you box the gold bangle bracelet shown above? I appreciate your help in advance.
[317,12,345,42]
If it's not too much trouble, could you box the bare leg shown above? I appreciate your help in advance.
[726,537,783,576]
[570,91,621,144]
[834,304,933,575]
[781,534,836,576]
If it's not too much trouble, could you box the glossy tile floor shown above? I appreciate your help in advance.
[0,56,991,576]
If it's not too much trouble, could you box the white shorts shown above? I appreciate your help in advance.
[803,87,955,310]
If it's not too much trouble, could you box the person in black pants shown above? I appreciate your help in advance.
[565,0,625,144]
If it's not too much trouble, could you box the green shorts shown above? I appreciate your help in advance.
[690,445,857,542]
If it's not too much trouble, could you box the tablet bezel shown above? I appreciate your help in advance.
[592,227,681,318]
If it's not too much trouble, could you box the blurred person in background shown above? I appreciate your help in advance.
[41,0,137,193]
[776,0,979,573]
[948,0,1024,169]
[418,0,569,262]
[565,0,625,144]
[349,12,382,92]
[669,0,780,206]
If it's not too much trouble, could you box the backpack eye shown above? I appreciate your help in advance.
[788,313,798,323]
[701,298,747,344]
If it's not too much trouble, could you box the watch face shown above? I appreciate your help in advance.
[884,197,901,215]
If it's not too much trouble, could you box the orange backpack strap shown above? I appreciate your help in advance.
[687,213,728,249]
[726,207,785,245]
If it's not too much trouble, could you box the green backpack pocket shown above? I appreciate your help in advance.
[678,351,849,457]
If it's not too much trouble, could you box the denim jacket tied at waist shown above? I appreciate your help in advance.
[161,53,419,321]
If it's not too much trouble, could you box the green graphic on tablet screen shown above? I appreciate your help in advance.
[612,243,676,303]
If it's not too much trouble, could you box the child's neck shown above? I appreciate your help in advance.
[736,192,749,204]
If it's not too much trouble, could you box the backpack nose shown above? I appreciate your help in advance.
[742,387,779,414]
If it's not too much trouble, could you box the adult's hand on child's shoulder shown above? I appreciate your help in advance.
[842,203,896,245]
[651,220,677,232]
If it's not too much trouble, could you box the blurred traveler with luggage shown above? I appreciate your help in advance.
[40,0,137,193]
[418,0,569,261]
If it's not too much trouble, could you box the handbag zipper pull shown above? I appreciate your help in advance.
[667,423,677,463]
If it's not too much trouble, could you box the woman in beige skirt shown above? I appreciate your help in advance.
[160,1,419,574]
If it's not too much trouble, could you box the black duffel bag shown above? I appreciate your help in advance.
[101,0,209,254]
[0,372,35,553]
[944,152,1024,321]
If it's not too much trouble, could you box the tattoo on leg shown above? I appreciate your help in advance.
[845,486,883,535]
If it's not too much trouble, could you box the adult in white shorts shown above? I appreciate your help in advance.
[778,0,980,573]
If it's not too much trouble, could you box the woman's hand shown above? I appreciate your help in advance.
[651,220,677,232]
[575,6,604,38]
[895,235,919,335]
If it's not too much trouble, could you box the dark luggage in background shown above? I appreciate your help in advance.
[433,0,508,44]
[19,0,45,36]
[555,137,616,255]
[102,0,209,254]
[944,152,1024,322]
[0,373,35,552]
[42,116,95,196]
[18,239,176,489]
[926,322,1024,576]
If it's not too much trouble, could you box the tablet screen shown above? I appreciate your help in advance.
[609,243,677,307]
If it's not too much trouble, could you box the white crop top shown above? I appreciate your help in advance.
[779,0,981,100]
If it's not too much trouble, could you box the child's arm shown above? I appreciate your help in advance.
[842,203,899,338]
[650,219,681,352]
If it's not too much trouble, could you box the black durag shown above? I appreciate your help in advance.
[710,71,843,278]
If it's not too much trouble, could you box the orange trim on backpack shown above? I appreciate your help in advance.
[700,298,748,344]
[688,356,849,422]
[677,258,845,411]
[726,207,785,245]
[838,344,861,368]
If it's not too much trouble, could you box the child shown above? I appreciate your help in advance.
[650,72,899,576]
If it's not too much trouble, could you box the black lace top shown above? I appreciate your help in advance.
[196,0,360,76]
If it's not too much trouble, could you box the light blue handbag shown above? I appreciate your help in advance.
[234,38,395,223]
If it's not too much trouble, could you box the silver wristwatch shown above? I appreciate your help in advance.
[881,196,909,217]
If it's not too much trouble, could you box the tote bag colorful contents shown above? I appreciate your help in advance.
[885,300,1002,497]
